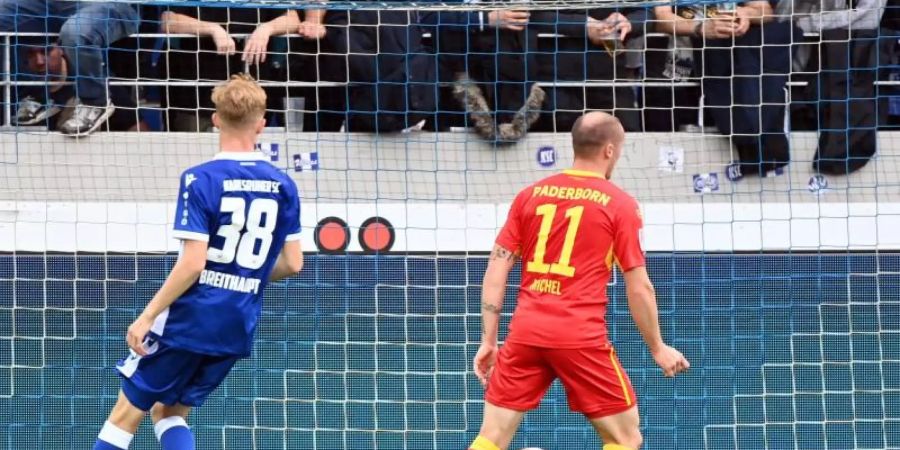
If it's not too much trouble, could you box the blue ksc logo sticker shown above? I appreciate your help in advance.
[808,174,828,194]
[693,173,719,193]
[537,146,557,168]
[256,142,280,161]
[293,152,319,172]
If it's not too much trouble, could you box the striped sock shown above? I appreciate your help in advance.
[155,416,195,450]
[93,421,133,450]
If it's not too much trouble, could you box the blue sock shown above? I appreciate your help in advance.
[155,416,195,450]
[94,421,133,449]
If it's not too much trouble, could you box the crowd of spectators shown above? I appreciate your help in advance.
[1,0,897,175]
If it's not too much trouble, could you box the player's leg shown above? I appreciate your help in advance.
[97,338,199,449]
[470,342,555,450]
[549,345,642,449]
[588,405,642,450]
[470,402,526,450]
[148,353,241,450]
[93,391,145,450]
[151,403,194,450]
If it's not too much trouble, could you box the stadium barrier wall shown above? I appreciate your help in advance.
[1,131,899,252]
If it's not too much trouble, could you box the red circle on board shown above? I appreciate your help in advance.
[314,217,350,253]
[319,223,347,251]
[358,217,395,253]
[362,222,390,251]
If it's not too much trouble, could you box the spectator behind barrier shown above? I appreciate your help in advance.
[24,39,147,133]
[532,8,644,132]
[1,0,140,136]
[444,9,550,142]
[779,0,887,175]
[327,7,438,133]
[159,6,324,132]
[653,1,794,178]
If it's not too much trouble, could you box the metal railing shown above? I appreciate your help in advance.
[1,30,895,127]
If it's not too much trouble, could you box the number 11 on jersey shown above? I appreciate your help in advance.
[526,204,584,277]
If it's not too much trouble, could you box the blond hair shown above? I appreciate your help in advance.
[211,73,267,129]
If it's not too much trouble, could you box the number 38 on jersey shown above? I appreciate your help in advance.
[207,197,279,270]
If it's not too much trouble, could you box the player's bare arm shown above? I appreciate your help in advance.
[269,240,304,281]
[127,239,209,356]
[474,244,518,385]
[622,266,690,377]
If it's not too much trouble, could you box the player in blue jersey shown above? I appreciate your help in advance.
[93,74,303,450]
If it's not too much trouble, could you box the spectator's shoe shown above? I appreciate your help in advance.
[14,97,61,126]
[498,84,546,142]
[400,120,426,134]
[452,73,495,140]
[59,100,115,137]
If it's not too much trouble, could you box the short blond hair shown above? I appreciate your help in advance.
[211,73,267,129]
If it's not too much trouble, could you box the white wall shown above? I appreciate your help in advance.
[1,131,899,252]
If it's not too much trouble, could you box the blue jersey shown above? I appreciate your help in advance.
[152,151,301,356]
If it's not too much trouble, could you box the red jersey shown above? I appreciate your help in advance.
[495,169,645,348]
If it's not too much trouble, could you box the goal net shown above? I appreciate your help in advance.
[1,0,899,449]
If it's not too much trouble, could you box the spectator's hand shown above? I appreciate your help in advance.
[211,26,237,55]
[605,12,632,41]
[733,7,753,36]
[243,23,272,65]
[297,21,326,40]
[588,13,631,45]
[126,314,154,357]
[651,344,690,377]
[488,10,530,31]
[699,16,739,39]
[473,343,498,386]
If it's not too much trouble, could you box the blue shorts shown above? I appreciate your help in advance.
[116,337,240,411]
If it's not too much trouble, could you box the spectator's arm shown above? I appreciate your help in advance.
[590,11,632,41]
[623,8,649,39]
[264,10,302,36]
[591,8,645,33]
[652,6,696,35]
[303,9,326,25]
[739,1,774,25]
[653,5,740,38]
[297,9,326,39]
[795,0,886,31]
[487,10,530,31]
[161,11,223,36]
[244,10,301,64]
[160,11,236,54]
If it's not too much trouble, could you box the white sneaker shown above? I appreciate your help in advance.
[59,100,115,137]
[14,96,61,126]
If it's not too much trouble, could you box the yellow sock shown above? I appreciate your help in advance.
[470,436,500,450]
[603,445,635,450]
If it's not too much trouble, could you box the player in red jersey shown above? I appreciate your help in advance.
[467,112,690,450]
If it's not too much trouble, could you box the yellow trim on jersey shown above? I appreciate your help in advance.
[605,244,615,270]
[603,445,635,450]
[470,436,500,450]
[609,349,633,406]
[563,169,606,179]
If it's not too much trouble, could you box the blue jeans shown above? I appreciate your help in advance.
[0,0,139,105]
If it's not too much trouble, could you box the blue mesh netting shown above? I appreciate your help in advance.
[2,252,898,449]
